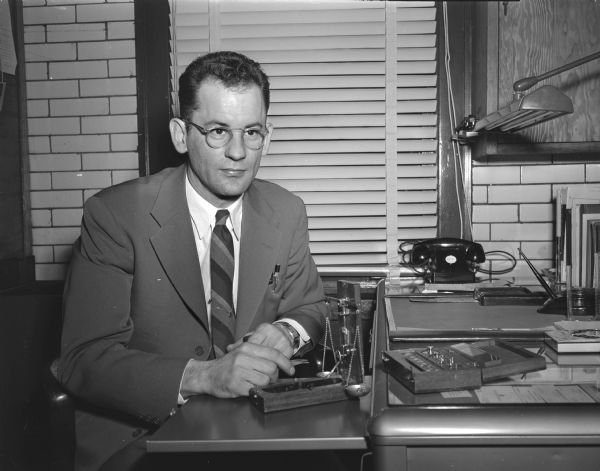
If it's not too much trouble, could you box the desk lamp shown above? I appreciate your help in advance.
[457,50,600,139]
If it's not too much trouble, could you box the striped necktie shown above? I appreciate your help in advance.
[210,209,236,358]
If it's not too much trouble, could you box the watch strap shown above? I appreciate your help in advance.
[277,321,300,349]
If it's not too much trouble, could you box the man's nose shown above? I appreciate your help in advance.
[225,130,247,160]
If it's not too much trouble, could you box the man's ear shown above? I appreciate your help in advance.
[169,118,188,154]
[261,122,274,157]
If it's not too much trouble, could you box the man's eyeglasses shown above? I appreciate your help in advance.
[182,119,267,150]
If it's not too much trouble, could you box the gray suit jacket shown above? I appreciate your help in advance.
[57,164,326,471]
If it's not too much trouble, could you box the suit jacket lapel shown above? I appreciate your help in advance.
[236,184,281,337]
[149,165,210,332]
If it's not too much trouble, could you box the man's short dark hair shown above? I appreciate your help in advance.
[178,50,270,120]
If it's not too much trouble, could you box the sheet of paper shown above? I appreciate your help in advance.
[440,390,472,399]
[476,384,596,404]
[0,0,17,75]
[475,385,523,403]
[532,384,595,403]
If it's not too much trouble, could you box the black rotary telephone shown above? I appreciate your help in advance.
[410,238,486,283]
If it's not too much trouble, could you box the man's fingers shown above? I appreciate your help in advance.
[236,342,294,376]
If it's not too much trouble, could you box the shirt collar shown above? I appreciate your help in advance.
[185,173,243,241]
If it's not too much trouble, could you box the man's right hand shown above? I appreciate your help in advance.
[179,341,294,399]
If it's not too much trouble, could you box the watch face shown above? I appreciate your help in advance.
[281,322,299,348]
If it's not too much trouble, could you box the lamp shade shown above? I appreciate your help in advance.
[474,85,574,133]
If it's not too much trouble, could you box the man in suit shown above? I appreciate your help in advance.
[57,51,327,471]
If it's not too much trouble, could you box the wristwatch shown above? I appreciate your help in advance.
[277,321,300,349]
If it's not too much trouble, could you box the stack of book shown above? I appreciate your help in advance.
[545,320,600,353]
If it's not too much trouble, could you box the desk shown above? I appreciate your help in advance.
[147,384,369,454]
[368,295,600,471]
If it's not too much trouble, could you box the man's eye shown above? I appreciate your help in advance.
[245,129,259,136]
[209,128,228,136]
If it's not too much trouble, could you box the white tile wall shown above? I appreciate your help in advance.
[586,164,600,181]
[53,208,84,226]
[28,116,80,135]
[29,153,81,171]
[27,99,49,117]
[27,79,79,99]
[108,21,134,39]
[81,114,137,134]
[108,59,135,78]
[52,171,112,189]
[78,40,135,60]
[25,62,47,80]
[472,204,518,223]
[109,96,136,114]
[76,2,134,22]
[49,60,108,79]
[31,210,52,227]
[30,190,82,208]
[473,159,600,286]
[30,172,52,190]
[23,5,76,25]
[521,164,584,183]
[26,43,77,61]
[47,22,106,42]
[110,133,137,151]
[51,134,110,153]
[82,152,138,169]
[50,97,109,116]
[24,25,46,44]
[79,77,136,96]
[32,245,53,263]
[24,0,139,280]
[520,203,554,222]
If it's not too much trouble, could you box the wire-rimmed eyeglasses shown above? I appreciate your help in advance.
[182,119,267,150]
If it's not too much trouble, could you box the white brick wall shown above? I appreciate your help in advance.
[473,159,600,286]
[23,0,139,280]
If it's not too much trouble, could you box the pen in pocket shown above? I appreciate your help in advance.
[269,264,280,290]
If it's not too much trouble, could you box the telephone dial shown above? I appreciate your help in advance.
[409,238,486,283]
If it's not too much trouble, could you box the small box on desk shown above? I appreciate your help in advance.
[249,377,349,413]
[382,339,546,394]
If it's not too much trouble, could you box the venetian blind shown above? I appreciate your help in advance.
[169,0,438,271]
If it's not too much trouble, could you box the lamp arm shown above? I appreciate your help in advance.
[513,50,600,93]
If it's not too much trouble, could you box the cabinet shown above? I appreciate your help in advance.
[470,0,600,160]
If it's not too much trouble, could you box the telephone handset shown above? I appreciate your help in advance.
[410,237,485,283]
